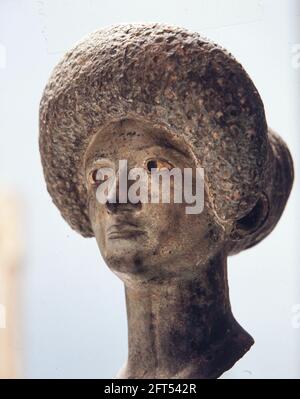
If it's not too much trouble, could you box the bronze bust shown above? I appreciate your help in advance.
[39,23,294,379]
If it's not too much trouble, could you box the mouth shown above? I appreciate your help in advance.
[107,223,146,240]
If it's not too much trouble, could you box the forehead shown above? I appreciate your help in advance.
[84,118,192,163]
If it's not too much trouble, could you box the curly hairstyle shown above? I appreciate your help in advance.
[39,23,293,253]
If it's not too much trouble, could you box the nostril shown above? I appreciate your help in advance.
[132,200,142,212]
[105,199,142,214]
[105,201,117,214]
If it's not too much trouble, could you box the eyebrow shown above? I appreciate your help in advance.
[85,141,192,169]
[85,155,114,171]
[164,142,191,158]
[137,142,191,159]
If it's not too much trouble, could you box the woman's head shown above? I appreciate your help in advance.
[39,23,293,278]
[83,118,224,280]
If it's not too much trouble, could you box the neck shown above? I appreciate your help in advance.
[117,252,254,379]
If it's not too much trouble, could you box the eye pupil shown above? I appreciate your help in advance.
[92,169,99,182]
[147,160,158,171]
[90,169,107,186]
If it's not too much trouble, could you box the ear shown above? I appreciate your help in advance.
[229,193,269,241]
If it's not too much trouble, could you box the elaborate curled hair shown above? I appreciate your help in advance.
[39,23,293,253]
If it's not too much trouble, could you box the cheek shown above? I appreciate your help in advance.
[143,204,192,250]
[148,204,212,255]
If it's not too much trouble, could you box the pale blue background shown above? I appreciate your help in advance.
[0,0,299,378]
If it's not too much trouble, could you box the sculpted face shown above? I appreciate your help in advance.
[84,119,223,283]
[39,23,294,379]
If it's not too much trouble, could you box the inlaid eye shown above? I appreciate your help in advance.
[89,169,109,186]
[146,159,173,172]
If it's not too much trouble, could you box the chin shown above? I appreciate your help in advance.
[103,244,148,273]
[104,249,171,284]
[104,251,186,285]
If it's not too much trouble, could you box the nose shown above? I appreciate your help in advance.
[105,200,142,214]
[105,168,142,214]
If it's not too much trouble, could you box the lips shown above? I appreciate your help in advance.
[107,222,146,239]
